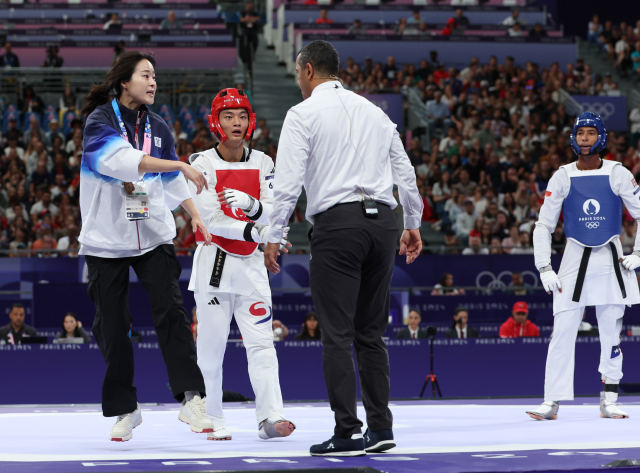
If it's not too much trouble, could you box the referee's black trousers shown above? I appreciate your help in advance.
[86,244,205,417]
[310,202,398,438]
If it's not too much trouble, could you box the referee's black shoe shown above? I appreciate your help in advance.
[310,436,366,457]
[364,428,396,453]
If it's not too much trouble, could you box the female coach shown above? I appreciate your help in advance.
[78,51,213,441]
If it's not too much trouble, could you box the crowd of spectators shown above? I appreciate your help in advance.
[335,48,639,255]
[320,8,548,38]
[2,11,638,261]
[0,85,82,258]
[587,15,640,80]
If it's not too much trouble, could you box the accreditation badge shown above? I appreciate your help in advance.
[125,180,150,220]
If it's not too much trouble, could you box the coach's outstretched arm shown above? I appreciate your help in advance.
[83,117,208,194]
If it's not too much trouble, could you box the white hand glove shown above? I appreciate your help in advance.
[621,252,640,271]
[250,224,290,250]
[223,188,259,216]
[251,222,269,244]
[540,269,562,294]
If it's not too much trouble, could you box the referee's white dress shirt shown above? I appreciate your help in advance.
[267,81,424,244]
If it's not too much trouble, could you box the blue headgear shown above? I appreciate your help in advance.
[570,111,608,156]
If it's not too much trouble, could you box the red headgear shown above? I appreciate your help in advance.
[208,88,257,142]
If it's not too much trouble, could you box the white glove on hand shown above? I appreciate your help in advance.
[222,188,259,216]
[251,222,270,244]
[540,269,562,294]
[621,251,640,271]
[251,224,290,250]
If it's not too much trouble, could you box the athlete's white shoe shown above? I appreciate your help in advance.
[109,403,142,441]
[526,401,559,420]
[600,392,629,419]
[179,395,214,433]
[207,419,232,441]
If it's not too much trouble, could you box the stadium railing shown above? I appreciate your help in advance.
[0,67,250,114]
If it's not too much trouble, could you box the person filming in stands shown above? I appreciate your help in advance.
[78,52,214,442]
[396,310,427,339]
[527,112,640,421]
[264,40,423,457]
[446,306,479,339]
[187,88,295,442]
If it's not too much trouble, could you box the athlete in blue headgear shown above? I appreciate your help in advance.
[527,111,640,420]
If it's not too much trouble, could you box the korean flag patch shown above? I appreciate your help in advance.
[155,137,162,148]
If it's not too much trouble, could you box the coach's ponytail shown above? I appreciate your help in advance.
[80,51,156,119]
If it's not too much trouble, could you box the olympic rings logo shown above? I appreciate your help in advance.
[475,270,540,289]
[585,221,600,229]
[580,102,615,121]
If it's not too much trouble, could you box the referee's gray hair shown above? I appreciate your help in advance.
[298,40,340,77]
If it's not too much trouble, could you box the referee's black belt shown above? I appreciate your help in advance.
[572,242,626,302]
[328,201,391,211]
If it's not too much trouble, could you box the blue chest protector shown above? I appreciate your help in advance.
[563,175,621,247]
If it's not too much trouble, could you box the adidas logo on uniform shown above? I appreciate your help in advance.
[208,297,220,306]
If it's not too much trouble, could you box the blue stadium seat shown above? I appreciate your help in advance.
[23,112,42,130]
[43,113,58,131]
[183,120,197,139]
[3,110,19,132]
[157,104,175,127]
[157,103,174,117]
[177,105,195,122]
[61,111,78,136]
[197,105,210,121]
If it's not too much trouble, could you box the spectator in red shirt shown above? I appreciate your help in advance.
[433,62,450,84]
[441,18,457,36]
[499,301,540,338]
[316,9,333,24]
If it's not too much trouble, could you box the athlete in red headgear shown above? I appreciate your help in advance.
[186,88,295,441]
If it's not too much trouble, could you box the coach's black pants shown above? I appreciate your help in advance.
[86,244,205,417]
[310,202,398,438]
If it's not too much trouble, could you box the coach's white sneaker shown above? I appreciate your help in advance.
[109,404,142,442]
[179,395,214,433]
[600,392,629,419]
[526,401,559,420]
[207,418,232,441]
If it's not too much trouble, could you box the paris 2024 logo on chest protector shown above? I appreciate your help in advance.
[581,199,603,229]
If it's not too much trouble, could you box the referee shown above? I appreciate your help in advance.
[264,41,423,457]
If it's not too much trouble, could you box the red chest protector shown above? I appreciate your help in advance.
[196,169,260,255]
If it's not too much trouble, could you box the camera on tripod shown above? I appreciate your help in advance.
[419,326,442,398]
